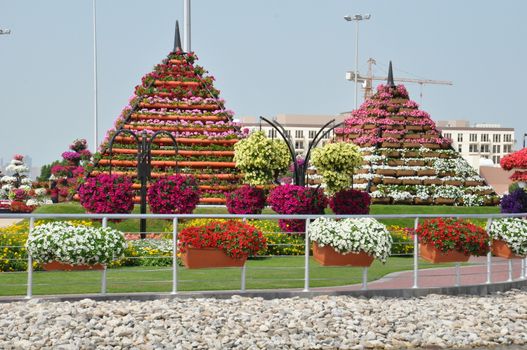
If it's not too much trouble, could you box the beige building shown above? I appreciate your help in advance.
[437,120,516,169]
[241,114,346,156]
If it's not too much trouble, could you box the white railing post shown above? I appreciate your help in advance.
[241,217,247,292]
[412,217,419,289]
[303,218,310,292]
[26,217,35,299]
[172,217,178,294]
[361,267,368,290]
[522,258,526,280]
[455,263,461,287]
[486,218,493,284]
[100,217,108,295]
[508,259,513,282]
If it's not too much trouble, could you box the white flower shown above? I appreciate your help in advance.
[489,218,527,256]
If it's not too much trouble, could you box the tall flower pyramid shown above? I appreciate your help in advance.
[88,25,245,204]
[334,63,499,206]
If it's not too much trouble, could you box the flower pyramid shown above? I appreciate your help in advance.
[88,25,245,204]
[334,63,499,206]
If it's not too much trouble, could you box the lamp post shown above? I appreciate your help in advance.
[92,0,99,153]
[523,133,527,149]
[344,14,371,109]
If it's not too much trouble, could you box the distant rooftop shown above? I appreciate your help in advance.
[437,120,513,131]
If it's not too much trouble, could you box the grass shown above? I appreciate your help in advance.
[0,256,457,296]
[31,202,500,232]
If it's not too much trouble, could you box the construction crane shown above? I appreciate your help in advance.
[346,58,453,103]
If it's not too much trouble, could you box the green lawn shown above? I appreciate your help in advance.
[0,256,455,296]
[31,202,500,232]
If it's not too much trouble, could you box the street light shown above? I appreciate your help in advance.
[344,14,371,109]
[0,28,11,35]
[92,0,99,153]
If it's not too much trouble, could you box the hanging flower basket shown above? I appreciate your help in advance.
[491,240,524,259]
[313,243,374,267]
[419,243,470,263]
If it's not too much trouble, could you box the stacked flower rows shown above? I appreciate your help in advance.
[89,51,246,204]
[500,148,527,182]
[334,84,499,206]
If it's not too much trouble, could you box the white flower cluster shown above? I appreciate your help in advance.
[489,218,527,256]
[26,222,127,265]
[310,218,392,263]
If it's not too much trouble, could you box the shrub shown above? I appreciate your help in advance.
[329,189,371,214]
[147,174,200,214]
[268,185,327,233]
[415,218,489,256]
[26,222,126,265]
[489,218,527,256]
[310,217,392,263]
[79,174,134,214]
[500,189,527,213]
[226,185,266,214]
[178,220,267,259]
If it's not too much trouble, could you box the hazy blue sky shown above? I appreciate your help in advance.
[1,0,526,167]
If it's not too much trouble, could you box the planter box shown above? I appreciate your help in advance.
[384,125,405,131]
[415,198,433,205]
[434,198,456,205]
[381,151,401,158]
[422,152,440,157]
[444,180,463,186]
[403,142,421,148]
[396,169,416,177]
[382,132,402,139]
[354,178,369,184]
[372,197,392,204]
[376,169,397,176]
[424,143,441,149]
[181,247,247,269]
[372,177,383,184]
[464,180,484,186]
[407,160,425,167]
[419,243,470,264]
[417,169,436,176]
[381,142,401,148]
[313,243,374,267]
[387,160,405,166]
[363,124,377,130]
[393,199,414,205]
[405,125,423,131]
[401,179,422,185]
[491,240,524,259]
[42,261,104,271]
[438,171,456,177]
[404,151,419,158]
[382,178,402,185]
[404,134,421,139]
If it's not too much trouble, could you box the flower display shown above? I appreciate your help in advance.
[268,185,327,233]
[489,218,527,257]
[79,174,134,214]
[310,218,392,263]
[234,131,290,186]
[415,218,489,256]
[311,142,363,194]
[329,189,371,215]
[178,220,267,259]
[500,189,527,213]
[26,222,126,265]
[147,174,200,214]
[226,185,266,214]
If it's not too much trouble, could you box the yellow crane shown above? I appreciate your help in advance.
[346,58,453,103]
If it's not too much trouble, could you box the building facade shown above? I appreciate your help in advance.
[437,120,516,169]
[241,114,346,156]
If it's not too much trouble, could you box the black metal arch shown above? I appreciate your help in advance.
[147,130,180,175]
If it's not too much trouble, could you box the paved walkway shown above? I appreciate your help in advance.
[317,256,526,291]
[0,218,21,228]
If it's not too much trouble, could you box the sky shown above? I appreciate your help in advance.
[1,0,527,167]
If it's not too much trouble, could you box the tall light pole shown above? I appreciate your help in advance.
[344,14,371,109]
[92,0,99,153]
[183,0,191,51]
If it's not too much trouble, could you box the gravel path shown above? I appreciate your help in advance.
[1,290,527,349]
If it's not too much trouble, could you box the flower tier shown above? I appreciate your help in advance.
[312,243,374,267]
[419,243,470,263]
[86,50,245,204]
[181,247,247,269]
[332,82,499,206]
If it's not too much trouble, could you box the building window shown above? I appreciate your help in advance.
[469,144,478,153]
[504,134,512,142]
[268,129,277,138]
[295,130,304,139]
[443,132,452,140]
[457,134,463,142]
[492,155,501,164]
[481,134,489,142]
[504,144,512,153]
[295,141,304,150]
[493,134,501,143]
[309,130,316,139]
[458,144,462,152]
[492,145,501,153]
[480,144,490,153]
[285,130,291,138]
[469,133,477,142]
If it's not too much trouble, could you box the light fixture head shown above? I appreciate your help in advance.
[344,15,352,21]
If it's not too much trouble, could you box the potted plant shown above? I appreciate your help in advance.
[78,174,134,215]
[489,218,527,259]
[178,220,267,268]
[310,217,392,266]
[26,222,127,271]
[415,218,489,263]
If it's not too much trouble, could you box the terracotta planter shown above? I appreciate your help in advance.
[154,80,199,87]
[491,240,524,259]
[381,151,401,158]
[381,142,401,148]
[376,169,397,176]
[387,160,405,166]
[382,133,402,139]
[444,180,463,186]
[417,169,436,176]
[382,178,402,185]
[434,198,456,205]
[405,125,423,131]
[138,102,218,110]
[439,171,456,177]
[363,124,377,130]
[402,143,421,148]
[464,180,484,186]
[371,177,383,184]
[393,199,414,205]
[114,136,238,146]
[130,113,226,122]
[404,151,419,158]
[404,134,421,139]
[372,197,392,204]
[415,198,432,205]
[424,143,440,149]
[313,243,374,267]
[422,152,440,158]
[181,247,246,269]
[43,261,104,271]
[124,124,229,133]
[401,179,422,185]
[396,169,416,177]
[419,243,470,263]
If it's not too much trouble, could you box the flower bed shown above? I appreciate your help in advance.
[489,218,527,257]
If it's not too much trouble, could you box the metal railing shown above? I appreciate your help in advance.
[1,212,527,298]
